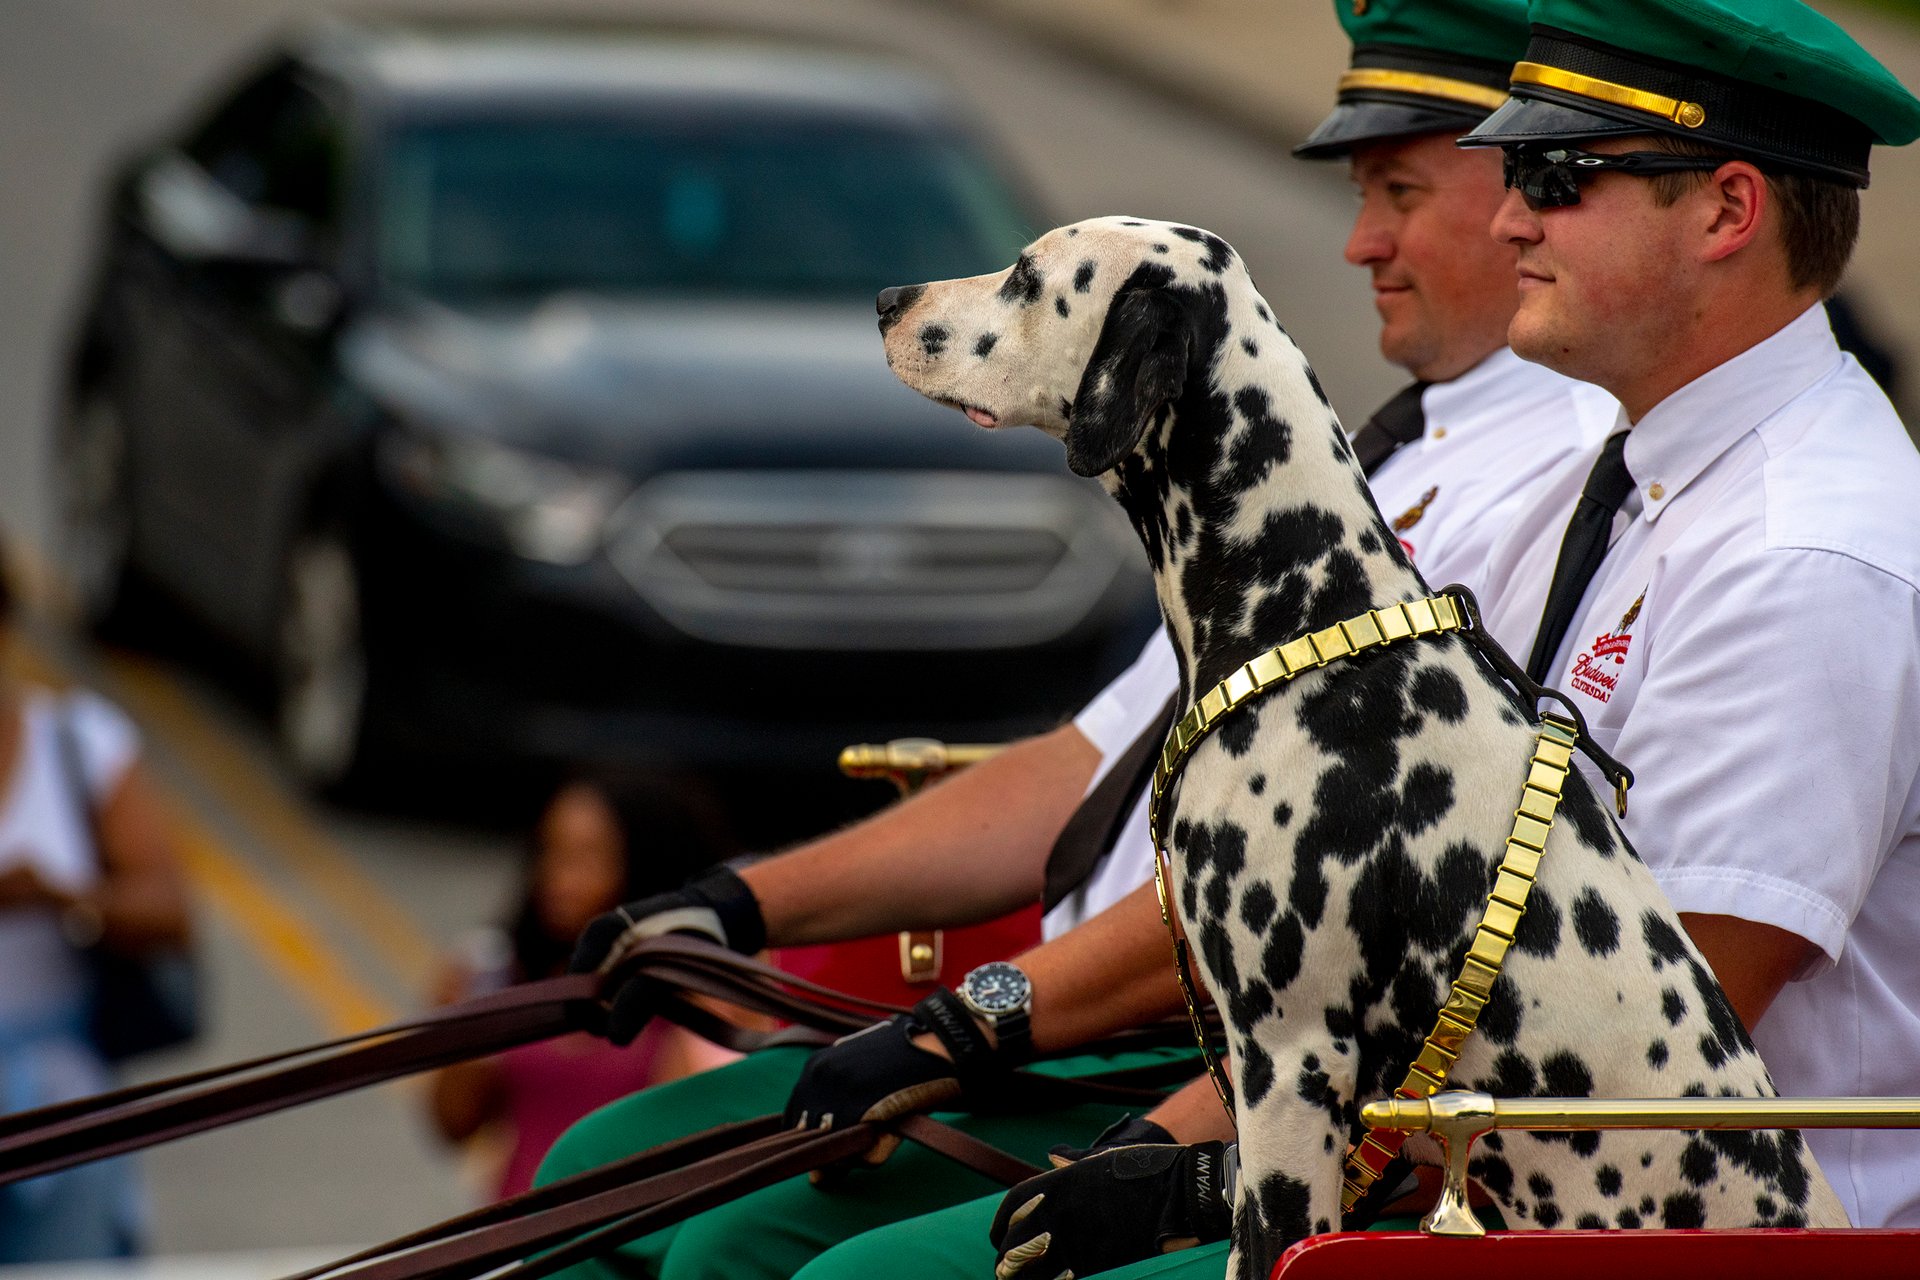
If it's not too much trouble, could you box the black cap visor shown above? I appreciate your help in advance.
[1456,94,1642,148]
[1296,98,1489,158]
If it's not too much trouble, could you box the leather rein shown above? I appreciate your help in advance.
[0,935,1194,1278]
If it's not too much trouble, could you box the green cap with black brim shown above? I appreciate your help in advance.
[1456,0,1920,186]
[1295,0,1531,160]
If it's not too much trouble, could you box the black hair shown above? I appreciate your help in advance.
[503,768,737,981]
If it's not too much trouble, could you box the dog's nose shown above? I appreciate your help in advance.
[876,284,923,335]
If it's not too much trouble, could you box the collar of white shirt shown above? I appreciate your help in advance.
[1421,346,1533,442]
[1617,303,1841,524]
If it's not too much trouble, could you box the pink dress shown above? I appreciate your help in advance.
[491,1021,672,1197]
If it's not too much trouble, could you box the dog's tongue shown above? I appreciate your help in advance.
[964,406,999,428]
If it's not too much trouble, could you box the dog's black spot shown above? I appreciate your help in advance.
[1074,260,1096,292]
[1055,295,1071,318]
[1120,220,1145,226]
[1596,1165,1623,1197]
[1756,1195,1777,1219]
[1358,530,1382,554]
[1295,1054,1346,1133]
[1576,1213,1606,1229]
[1314,1218,1330,1236]
[1572,889,1621,956]
[1680,1139,1719,1186]
[1240,880,1277,931]
[1272,801,1293,829]
[1261,911,1306,990]
[1643,912,1690,970]
[1249,773,1267,796]
[1305,364,1331,408]
[1469,1152,1514,1197]
[1153,243,1170,254]
[1639,1196,1657,1217]
[1477,973,1524,1045]
[1254,1172,1313,1257]
[1691,953,1757,1066]
[1226,386,1294,490]
[1528,1173,1555,1201]
[1254,301,1271,322]
[1543,1052,1594,1097]
[1409,668,1468,723]
[998,255,1044,306]
[919,324,949,356]
[1397,763,1455,837]
[1175,502,1195,546]
[1477,1049,1537,1099]
[1513,886,1562,958]
[1218,713,1258,757]
[1662,1193,1705,1229]
[1482,1132,1503,1152]
[1534,1201,1562,1228]
[1661,987,1687,1025]
[973,333,998,358]
[1641,1152,1654,1168]
[1555,768,1619,856]
[1616,1208,1642,1229]
[1172,225,1234,273]
[1647,1039,1669,1068]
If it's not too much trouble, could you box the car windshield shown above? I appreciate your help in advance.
[377,114,1036,302]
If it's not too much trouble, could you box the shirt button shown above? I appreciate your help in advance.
[1431,426,1447,440]
[1648,482,1666,501]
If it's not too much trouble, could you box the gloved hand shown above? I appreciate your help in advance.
[568,865,766,1046]
[784,989,1005,1170]
[1045,1112,1176,1167]
[990,1141,1236,1280]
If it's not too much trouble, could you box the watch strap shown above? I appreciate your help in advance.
[912,989,1013,1087]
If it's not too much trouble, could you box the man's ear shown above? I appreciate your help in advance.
[1066,280,1191,477]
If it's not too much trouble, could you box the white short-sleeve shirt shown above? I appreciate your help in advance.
[0,690,142,1024]
[1476,304,1920,1228]
[1042,353,1609,939]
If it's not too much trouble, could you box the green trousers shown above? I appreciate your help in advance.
[533,1042,1199,1280]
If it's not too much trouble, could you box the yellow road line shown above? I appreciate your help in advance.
[173,805,396,1035]
[105,652,441,989]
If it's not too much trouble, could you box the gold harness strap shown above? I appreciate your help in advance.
[1142,592,1587,1215]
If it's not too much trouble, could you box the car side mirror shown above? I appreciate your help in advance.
[137,154,315,271]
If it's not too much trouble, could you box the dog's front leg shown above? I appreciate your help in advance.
[1224,1036,1355,1280]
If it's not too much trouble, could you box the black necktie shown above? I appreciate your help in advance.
[1526,430,1635,683]
[1042,693,1178,911]
[1348,382,1431,477]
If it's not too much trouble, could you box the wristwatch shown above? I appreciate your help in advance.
[955,960,1034,1062]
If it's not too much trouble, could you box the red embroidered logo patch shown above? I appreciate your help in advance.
[1568,592,1644,704]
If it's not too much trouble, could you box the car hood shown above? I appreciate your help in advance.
[341,295,1068,475]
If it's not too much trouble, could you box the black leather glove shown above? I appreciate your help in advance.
[568,865,766,1046]
[784,989,1005,1169]
[1045,1112,1175,1168]
[990,1141,1236,1279]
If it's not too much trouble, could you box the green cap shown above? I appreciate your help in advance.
[1296,0,1531,159]
[1458,0,1920,186]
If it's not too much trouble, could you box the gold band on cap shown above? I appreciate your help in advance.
[1511,61,1706,128]
[1338,68,1510,112]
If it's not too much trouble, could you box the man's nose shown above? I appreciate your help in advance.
[876,285,924,334]
[1490,187,1540,245]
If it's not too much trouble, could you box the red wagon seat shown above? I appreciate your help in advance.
[1273,1228,1920,1280]
[772,905,1042,1010]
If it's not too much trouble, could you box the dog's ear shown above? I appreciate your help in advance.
[1066,278,1191,477]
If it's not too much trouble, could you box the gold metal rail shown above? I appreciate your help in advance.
[1359,1091,1920,1238]
[837,738,1004,982]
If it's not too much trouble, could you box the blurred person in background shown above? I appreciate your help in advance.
[427,774,741,1199]
[0,532,194,1262]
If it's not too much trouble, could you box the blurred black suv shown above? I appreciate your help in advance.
[57,21,1155,789]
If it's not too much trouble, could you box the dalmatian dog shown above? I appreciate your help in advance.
[878,217,1847,1280]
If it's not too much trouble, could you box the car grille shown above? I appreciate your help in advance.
[606,470,1145,650]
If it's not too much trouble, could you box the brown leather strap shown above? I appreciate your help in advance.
[0,936,1178,1187]
[286,1115,1040,1280]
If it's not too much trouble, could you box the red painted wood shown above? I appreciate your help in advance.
[1273,1230,1920,1280]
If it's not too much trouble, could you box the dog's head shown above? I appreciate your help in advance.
[879,217,1244,477]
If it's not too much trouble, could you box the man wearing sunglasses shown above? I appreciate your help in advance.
[1449,0,1920,1235]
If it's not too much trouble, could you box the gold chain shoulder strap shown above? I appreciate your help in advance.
[1339,713,1579,1214]
[1147,594,1469,1115]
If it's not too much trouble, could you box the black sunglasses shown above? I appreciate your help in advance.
[1502,145,1739,209]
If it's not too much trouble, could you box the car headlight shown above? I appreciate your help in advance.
[381,431,630,565]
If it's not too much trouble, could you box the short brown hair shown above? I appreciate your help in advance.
[1642,135,1859,298]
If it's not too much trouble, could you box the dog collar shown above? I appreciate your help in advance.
[1144,590,1614,1219]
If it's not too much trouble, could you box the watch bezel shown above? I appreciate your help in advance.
[960,961,1031,1017]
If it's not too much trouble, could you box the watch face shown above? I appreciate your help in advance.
[964,962,1030,1015]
